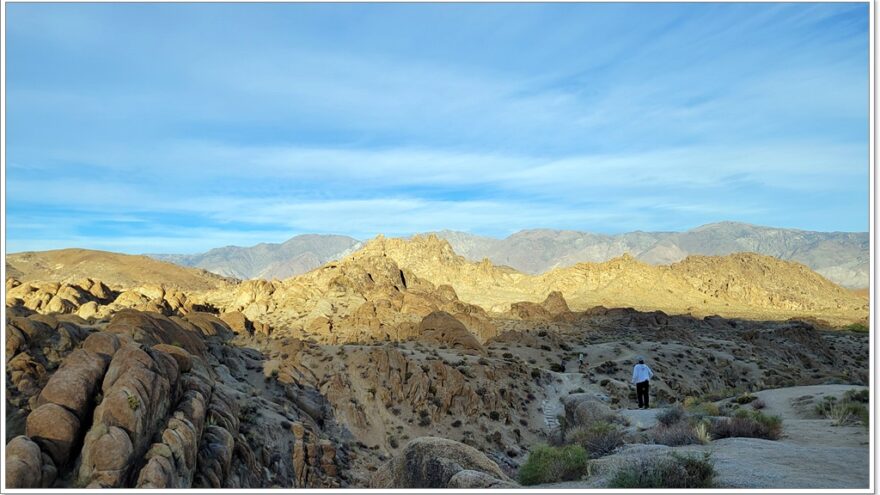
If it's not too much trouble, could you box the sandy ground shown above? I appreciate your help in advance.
[540,384,870,489]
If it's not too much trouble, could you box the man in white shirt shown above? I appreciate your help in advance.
[631,356,654,409]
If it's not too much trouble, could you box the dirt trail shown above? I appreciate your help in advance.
[540,384,870,489]
[541,372,585,435]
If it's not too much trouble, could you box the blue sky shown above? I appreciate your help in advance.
[6,3,869,254]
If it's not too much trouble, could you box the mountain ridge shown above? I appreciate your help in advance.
[142,222,869,287]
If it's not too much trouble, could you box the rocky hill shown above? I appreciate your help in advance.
[151,235,361,280]
[4,237,870,489]
[434,222,869,288]
[351,235,868,326]
[6,249,233,291]
[196,239,499,345]
[146,223,868,289]
[5,301,869,488]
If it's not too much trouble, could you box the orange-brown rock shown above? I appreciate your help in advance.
[417,311,484,354]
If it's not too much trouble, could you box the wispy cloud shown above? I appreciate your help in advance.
[5,3,869,253]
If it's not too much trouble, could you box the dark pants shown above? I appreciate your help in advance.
[636,380,650,408]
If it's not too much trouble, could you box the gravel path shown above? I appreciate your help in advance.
[539,384,869,489]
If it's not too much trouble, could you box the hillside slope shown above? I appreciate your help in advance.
[6,248,232,291]
[147,223,868,288]
[434,222,868,288]
[356,235,868,325]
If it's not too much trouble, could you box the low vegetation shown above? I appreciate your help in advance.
[518,444,590,486]
[566,421,624,457]
[709,409,782,440]
[649,405,713,446]
[648,421,702,446]
[682,396,721,416]
[608,453,716,489]
[842,323,869,333]
[656,406,686,427]
[815,391,869,426]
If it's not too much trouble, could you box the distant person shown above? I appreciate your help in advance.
[631,356,654,409]
[578,353,586,372]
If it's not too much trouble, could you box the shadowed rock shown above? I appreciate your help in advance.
[370,437,515,488]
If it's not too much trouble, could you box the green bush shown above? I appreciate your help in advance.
[844,389,869,403]
[710,410,782,440]
[656,406,686,427]
[608,452,715,488]
[566,421,624,457]
[518,444,590,485]
[843,323,869,333]
[816,395,868,426]
[648,421,701,446]
[734,392,757,405]
[683,396,721,416]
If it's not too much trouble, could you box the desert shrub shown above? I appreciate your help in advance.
[734,392,757,405]
[814,396,838,416]
[750,398,766,410]
[656,406,686,427]
[549,363,565,373]
[843,323,869,333]
[693,421,712,444]
[489,411,501,421]
[826,403,856,426]
[683,397,721,416]
[844,389,869,403]
[710,410,782,440]
[608,452,715,488]
[816,390,869,426]
[518,444,590,485]
[648,421,701,446]
[566,421,624,457]
[816,395,868,426]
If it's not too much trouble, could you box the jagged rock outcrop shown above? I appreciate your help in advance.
[105,310,208,356]
[369,437,516,488]
[416,311,484,354]
[201,246,499,344]
[508,291,574,321]
[5,275,221,320]
[4,307,353,490]
[290,421,339,488]
[77,344,180,487]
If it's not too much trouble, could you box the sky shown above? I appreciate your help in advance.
[5,3,870,254]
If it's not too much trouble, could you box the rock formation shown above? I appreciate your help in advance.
[370,437,516,488]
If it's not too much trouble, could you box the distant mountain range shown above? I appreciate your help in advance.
[150,234,361,280]
[147,222,869,288]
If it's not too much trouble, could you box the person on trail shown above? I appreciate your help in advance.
[578,353,586,372]
[631,356,654,409]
